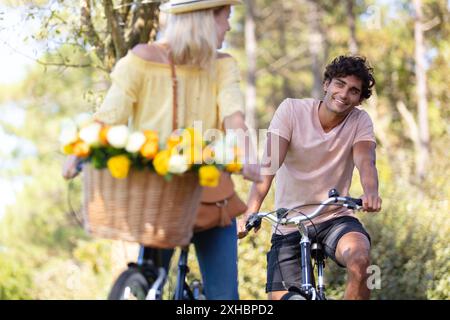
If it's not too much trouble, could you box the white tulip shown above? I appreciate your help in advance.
[75,113,93,128]
[59,119,78,146]
[125,132,146,153]
[106,125,129,149]
[79,122,102,146]
[168,154,189,174]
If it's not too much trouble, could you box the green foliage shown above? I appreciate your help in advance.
[0,252,33,300]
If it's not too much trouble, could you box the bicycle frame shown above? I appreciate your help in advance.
[174,247,191,300]
[136,245,197,300]
[135,246,167,300]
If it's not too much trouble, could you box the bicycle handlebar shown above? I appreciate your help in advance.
[245,192,363,233]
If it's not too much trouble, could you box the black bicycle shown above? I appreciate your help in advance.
[108,245,205,300]
[72,160,204,300]
[245,188,362,300]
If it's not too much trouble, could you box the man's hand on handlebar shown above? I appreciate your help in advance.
[360,193,382,212]
[237,211,260,239]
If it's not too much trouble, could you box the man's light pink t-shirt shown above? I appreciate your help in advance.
[267,98,376,234]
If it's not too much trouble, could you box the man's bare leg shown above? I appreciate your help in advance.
[335,232,371,300]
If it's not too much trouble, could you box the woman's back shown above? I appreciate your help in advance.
[93,42,244,141]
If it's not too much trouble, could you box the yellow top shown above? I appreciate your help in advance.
[93,50,245,141]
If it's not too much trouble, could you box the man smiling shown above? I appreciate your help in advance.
[238,55,382,300]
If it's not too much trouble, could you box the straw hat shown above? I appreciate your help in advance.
[160,0,243,14]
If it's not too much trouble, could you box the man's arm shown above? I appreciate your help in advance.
[353,141,382,212]
[237,132,289,238]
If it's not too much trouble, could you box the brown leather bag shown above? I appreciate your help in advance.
[169,53,246,233]
[194,173,247,232]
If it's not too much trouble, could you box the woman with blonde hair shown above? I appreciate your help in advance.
[63,0,260,299]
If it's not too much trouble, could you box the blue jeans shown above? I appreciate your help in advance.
[160,219,239,300]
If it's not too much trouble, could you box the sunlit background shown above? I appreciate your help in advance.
[0,0,449,300]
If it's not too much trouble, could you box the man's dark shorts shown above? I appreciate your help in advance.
[266,215,371,293]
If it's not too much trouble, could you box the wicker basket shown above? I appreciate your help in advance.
[82,165,202,248]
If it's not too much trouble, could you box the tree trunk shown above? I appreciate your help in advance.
[80,1,160,70]
[413,0,430,181]
[278,3,294,99]
[125,2,160,49]
[80,0,105,62]
[244,0,257,130]
[306,0,325,100]
[103,0,127,61]
[346,0,358,54]
[396,101,421,173]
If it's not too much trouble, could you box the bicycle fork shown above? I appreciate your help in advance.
[299,239,328,300]
[298,223,328,300]
[296,221,315,299]
[174,246,190,300]
[300,241,326,300]
[311,242,326,300]
[316,260,326,300]
[299,237,316,299]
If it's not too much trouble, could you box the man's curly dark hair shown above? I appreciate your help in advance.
[323,55,376,100]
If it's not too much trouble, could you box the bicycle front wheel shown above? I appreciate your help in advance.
[281,287,308,300]
[281,292,307,300]
[108,268,150,300]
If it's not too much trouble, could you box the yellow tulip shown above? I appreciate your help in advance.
[140,141,159,159]
[143,130,159,142]
[226,161,243,173]
[72,140,90,158]
[62,143,74,155]
[199,165,220,187]
[107,155,131,179]
[153,150,171,176]
[167,133,183,150]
